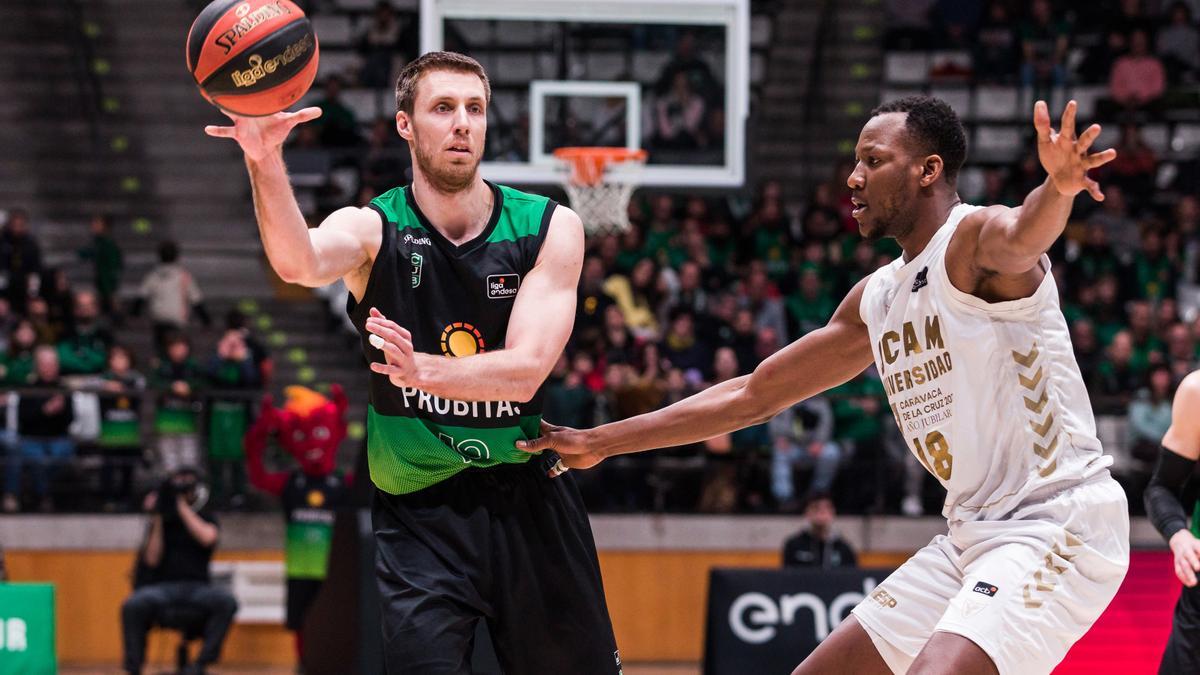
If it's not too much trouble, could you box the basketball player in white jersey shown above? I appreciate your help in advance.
[519,95,1130,674]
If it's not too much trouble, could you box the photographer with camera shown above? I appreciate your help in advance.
[120,467,237,675]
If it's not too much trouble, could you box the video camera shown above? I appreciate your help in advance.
[156,468,204,520]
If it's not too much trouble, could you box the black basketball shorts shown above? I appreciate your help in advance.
[371,452,622,675]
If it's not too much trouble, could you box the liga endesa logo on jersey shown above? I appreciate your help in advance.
[440,322,485,357]
[486,274,520,299]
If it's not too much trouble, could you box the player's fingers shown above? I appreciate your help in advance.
[1077,124,1101,152]
[366,314,411,340]
[1085,148,1118,168]
[540,419,565,434]
[369,306,385,319]
[515,435,550,452]
[1181,554,1198,586]
[377,339,409,364]
[1084,177,1105,202]
[1187,547,1200,572]
[369,362,408,378]
[1060,100,1077,139]
[287,106,323,124]
[366,319,412,346]
[546,458,570,478]
[1033,100,1052,142]
[366,318,412,349]
[395,334,414,360]
[204,125,236,138]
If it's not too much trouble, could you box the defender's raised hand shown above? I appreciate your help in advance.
[1034,100,1117,202]
[204,107,322,162]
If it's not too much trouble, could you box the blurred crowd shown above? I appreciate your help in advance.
[887,0,1200,112]
[288,1,726,180]
[0,211,270,514]
[7,0,1200,517]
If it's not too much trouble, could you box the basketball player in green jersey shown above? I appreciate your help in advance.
[1146,370,1200,672]
[205,51,620,675]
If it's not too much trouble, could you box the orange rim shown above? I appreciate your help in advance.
[553,146,647,186]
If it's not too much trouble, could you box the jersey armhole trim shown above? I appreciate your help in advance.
[347,203,394,323]
[530,198,559,264]
[857,272,875,326]
[936,251,1055,316]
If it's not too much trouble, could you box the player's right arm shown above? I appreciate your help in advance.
[517,278,876,469]
[205,109,381,290]
[1146,371,1200,586]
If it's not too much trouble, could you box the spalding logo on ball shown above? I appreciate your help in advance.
[186,0,319,116]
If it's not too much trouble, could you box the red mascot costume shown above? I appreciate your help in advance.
[245,384,352,665]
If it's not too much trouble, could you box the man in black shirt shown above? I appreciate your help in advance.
[121,468,237,675]
[782,491,858,569]
[5,346,74,512]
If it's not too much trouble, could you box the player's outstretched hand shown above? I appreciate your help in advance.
[516,420,607,471]
[204,107,322,162]
[1169,529,1200,586]
[365,307,418,389]
[1033,100,1117,202]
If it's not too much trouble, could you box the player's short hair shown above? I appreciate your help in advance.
[395,51,491,115]
[870,95,966,182]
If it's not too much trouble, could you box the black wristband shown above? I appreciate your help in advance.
[1145,445,1196,543]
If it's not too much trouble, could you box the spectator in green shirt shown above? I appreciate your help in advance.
[98,344,146,511]
[831,372,888,512]
[787,267,837,338]
[1131,228,1178,302]
[312,76,362,148]
[1127,301,1165,372]
[153,333,203,473]
[1095,330,1144,413]
[543,354,596,431]
[205,330,260,507]
[1091,274,1129,347]
[58,290,113,375]
[78,213,123,319]
[2,319,37,385]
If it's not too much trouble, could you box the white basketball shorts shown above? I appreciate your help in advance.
[850,473,1130,675]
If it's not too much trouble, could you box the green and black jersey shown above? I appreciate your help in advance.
[282,470,349,579]
[349,181,557,495]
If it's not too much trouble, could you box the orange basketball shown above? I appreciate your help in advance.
[186,0,319,117]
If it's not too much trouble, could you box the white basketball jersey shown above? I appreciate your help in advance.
[859,203,1113,522]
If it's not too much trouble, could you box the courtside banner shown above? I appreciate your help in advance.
[703,567,891,675]
[0,583,55,675]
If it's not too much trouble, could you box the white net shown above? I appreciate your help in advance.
[554,149,646,236]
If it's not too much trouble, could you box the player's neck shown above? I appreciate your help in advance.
[896,191,961,263]
[410,175,494,244]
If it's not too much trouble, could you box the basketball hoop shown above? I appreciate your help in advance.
[552,147,647,236]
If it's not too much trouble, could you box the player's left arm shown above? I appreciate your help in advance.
[1147,371,1200,585]
[955,100,1116,280]
[366,206,584,402]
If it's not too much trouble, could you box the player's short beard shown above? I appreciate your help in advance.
[864,194,917,242]
[411,130,479,194]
